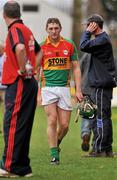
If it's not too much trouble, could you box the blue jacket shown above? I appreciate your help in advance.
[80,31,116,88]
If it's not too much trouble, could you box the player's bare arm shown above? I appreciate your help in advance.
[72,60,83,102]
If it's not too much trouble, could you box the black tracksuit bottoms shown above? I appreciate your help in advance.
[2,77,38,175]
[91,87,113,153]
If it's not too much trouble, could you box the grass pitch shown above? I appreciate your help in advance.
[0,106,117,180]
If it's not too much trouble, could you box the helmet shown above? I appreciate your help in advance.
[78,96,97,119]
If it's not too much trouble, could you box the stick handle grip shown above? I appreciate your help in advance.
[75,109,80,123]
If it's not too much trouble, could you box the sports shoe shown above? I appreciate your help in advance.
[0,168,33,178]
[0,168,19,178]
[50,157,60,165]
[81,134,90,151]
[106,151,114,158]
[24,173,33,177]
[84,151,107,158]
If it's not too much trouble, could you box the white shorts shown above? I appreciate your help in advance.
[41,87,73,110]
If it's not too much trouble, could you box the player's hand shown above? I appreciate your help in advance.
[17,69,26,76]
[34,73,39,82]
[75,90,84,103]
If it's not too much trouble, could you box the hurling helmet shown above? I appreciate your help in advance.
[78,96,97,119]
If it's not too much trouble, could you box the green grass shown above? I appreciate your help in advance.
[0,106,117,180]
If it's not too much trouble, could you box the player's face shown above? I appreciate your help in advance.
[46,23,61,41]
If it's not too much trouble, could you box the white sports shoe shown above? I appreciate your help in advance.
[0,168,19,178]
[24,173,33,177]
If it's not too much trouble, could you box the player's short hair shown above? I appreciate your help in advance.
[46,18,62,29]
[3,1,21,19]
[87,14,104,29]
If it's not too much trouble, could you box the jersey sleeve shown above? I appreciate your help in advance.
[80,31,108,53]
[9,27,25,52]
[69,39,78,61]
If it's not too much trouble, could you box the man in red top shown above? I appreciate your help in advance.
[0,1,42,177]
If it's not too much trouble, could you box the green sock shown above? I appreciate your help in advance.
[50,147,59,160]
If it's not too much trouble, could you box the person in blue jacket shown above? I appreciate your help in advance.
[80,14,116,157]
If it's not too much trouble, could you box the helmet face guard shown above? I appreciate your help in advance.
[78,96,97,119]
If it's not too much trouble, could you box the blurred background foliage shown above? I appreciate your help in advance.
[1,0,117,58]
[72,0,117,58]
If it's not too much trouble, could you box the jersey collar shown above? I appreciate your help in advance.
[8,19,23,30]
[46,36,64,47]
